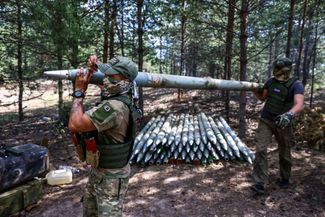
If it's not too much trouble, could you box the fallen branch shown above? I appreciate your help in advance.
[0,91,47,107]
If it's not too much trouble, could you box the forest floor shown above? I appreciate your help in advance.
[0,81,324,217]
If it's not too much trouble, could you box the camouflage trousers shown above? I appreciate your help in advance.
[83,169,129,217]
[252,118,294,184]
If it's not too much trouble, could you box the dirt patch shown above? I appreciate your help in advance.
[1,85,324,217]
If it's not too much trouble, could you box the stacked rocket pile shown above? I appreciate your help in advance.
[130,113,255,166]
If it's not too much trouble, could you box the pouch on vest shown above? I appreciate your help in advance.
[83,131,100,168]
[86,150,100,168]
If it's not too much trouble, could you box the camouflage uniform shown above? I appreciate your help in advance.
[84,99,131,217]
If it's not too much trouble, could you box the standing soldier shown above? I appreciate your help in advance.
[251,57,304,194]
[69,55,139,216]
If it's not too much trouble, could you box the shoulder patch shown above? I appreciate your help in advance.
[91,102,116,124]
[103,104,111,112]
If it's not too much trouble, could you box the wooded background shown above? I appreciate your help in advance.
[0,0,324,139]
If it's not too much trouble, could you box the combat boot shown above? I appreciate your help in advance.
[277,178,290,189]
[250,182,265,194]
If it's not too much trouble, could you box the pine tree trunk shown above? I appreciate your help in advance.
[192,44,198,77]
[172,56,176,75]
[178,0,187,100]
[267,33,273,78]
[120,0,125,56]
[180,24,186,76]
[302,10,313,86]
[286,0,295,58]
[224,0,235,122]
[71,40,79,68]
[309,46,316,108]
[109,0,117,59]
[57,52,63,121]
[159,35,163,74]
[238,0,248,139]
[296,0,308,80]
[209,63,216,78]
[103,0,110,63]
[309,16,318,108]
[274,35,280,58]
[137,0,144,113]
[180,1,187,76]
[116,0,125,56]
[70,2,79,68]
[16,0,24,122]
[54,1,65,121]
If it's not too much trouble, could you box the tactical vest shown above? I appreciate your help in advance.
[264,78,297,115]
[93,95,139,169]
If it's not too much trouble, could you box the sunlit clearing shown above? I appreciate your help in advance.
[292,150,311,159]
[202,178,214,184]
[163,173,195,184]
[170,187,184,194]
[134,199,147,205]
[143,187,160,195]
[234,182,250,190]
[129,171,162,184]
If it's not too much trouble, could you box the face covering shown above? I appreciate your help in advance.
[273,67,291,82]
[101,76,133,98]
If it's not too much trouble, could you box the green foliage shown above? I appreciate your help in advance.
[0,0,324,94]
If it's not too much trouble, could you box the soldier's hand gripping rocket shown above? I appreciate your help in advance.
[74,56,100,92]
[87,55,100,74]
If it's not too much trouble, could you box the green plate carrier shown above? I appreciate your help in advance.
[97,95,139,169]
[264,78,297,116]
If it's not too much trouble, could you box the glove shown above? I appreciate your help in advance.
[274,112,294,129]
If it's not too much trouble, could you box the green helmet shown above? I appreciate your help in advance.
[97,56,138,81]
[272,57,292,81]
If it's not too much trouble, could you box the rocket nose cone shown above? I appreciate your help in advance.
[43,70,69,79]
